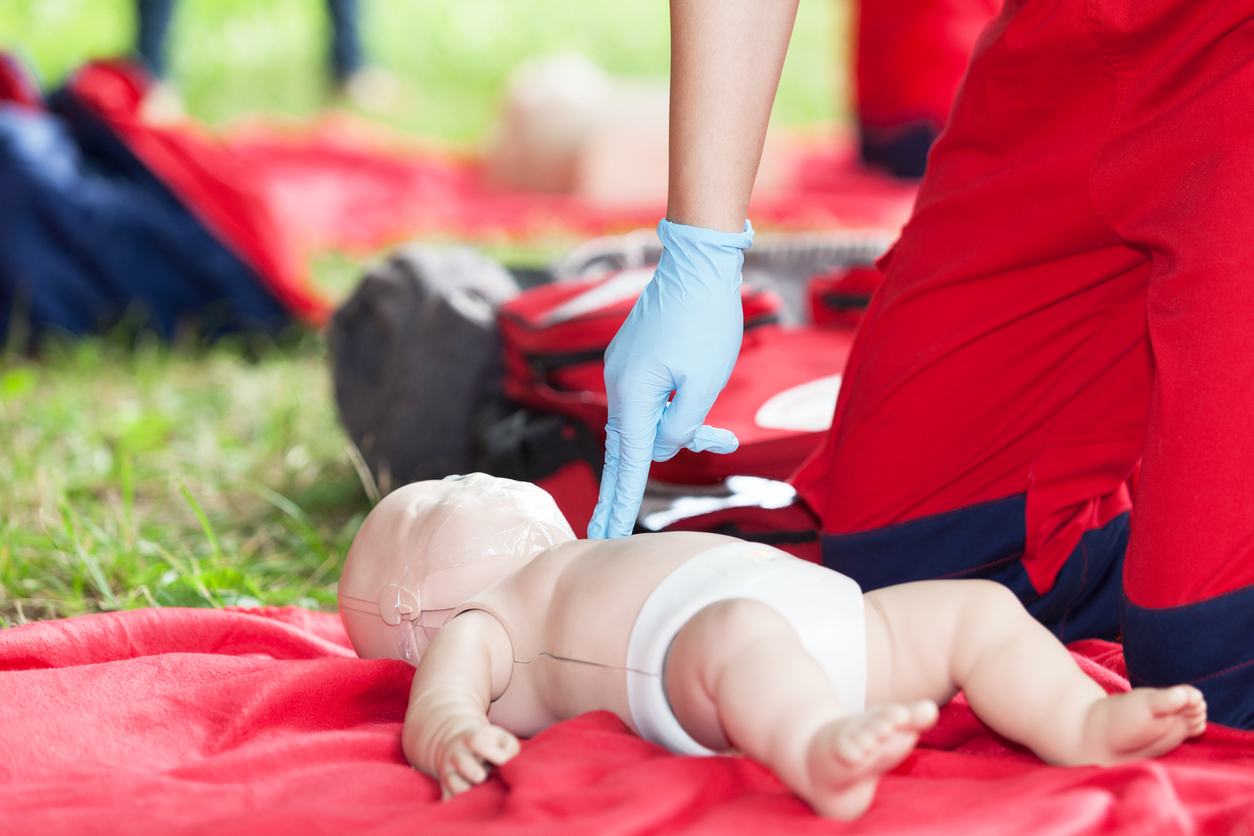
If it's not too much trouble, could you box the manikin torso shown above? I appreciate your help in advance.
[454,531,739,737]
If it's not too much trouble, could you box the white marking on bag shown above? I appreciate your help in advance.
[753,374,842,433]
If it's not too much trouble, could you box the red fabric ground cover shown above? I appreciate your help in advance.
[224,117,918,253]
[2,606,1254,835]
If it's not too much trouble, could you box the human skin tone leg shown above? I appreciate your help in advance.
[401,610,521,798]
[665,598,939,820]
[667,0,800,232]
[864,580,1207,766]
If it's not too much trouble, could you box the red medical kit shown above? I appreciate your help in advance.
[498,266,858,487]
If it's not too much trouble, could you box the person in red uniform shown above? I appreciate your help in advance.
[591,0,1254,729]
[855,0,1000,177]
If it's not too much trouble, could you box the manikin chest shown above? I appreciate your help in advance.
[453,533,734,736]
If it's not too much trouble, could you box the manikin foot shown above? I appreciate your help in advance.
[1078,685,1207,765]
[800,700,939,820]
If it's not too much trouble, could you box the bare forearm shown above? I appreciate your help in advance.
[667,0,799,232]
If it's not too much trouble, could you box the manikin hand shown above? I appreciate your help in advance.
[436,723,521,798]
[588,219,755,539]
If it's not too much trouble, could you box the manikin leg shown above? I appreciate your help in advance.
[864,581,1207,767]
[665,584,1206,820]
[665,598,938,820]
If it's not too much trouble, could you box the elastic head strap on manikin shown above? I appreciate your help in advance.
[337,473,575,663]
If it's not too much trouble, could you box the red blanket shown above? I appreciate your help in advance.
[224,117,918,253]
[3,606,1253,835]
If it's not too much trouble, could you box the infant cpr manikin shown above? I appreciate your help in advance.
[339,475,1207,820]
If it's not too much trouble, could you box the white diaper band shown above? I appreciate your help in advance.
[624,542,867,756]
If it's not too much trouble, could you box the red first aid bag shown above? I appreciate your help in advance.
[497,267,857,484]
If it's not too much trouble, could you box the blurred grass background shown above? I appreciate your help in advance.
[0,0,845,139]
[0,0,845,625]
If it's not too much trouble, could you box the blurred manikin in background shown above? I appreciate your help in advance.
[339,476,1206,820]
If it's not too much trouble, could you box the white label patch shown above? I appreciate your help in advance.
[538,268,656,326]
[753,374,842,433]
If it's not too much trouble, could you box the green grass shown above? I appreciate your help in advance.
[0,0,845,140]
[0,2,843,626]
[0,276,370,625]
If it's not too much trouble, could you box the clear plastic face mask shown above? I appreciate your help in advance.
[357,474,576,663]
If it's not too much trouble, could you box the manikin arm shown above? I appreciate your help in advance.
[401,610,520,797]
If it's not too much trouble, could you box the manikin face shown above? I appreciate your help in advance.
[338,473,575,663]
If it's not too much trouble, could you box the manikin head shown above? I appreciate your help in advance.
[337,473,575,663]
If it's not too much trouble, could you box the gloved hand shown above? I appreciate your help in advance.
[587,218,754,539]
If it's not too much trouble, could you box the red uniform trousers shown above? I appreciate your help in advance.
[795,0,1254,726]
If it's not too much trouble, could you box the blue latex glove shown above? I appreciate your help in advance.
[587,218,754,539]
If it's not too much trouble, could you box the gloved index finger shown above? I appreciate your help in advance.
[587,428,622,539]
[590,399,660,538]
[604,422,653,538]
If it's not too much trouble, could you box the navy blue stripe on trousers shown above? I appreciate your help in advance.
[821,494,1127,643]
[1123,587,1254,729]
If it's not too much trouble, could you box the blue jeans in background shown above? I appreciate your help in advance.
[136,0,364,82]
